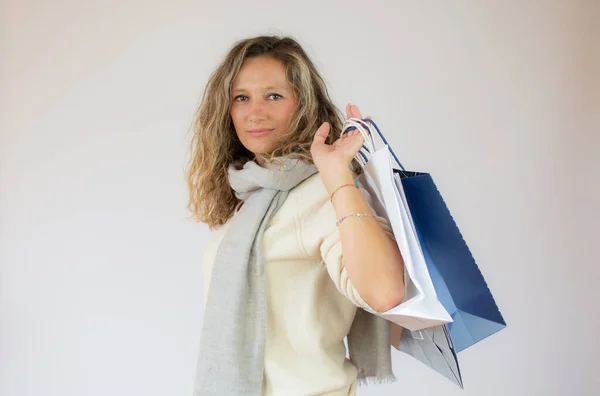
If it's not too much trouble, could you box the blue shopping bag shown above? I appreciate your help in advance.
[352,118,506,353]
[395,168,506,352]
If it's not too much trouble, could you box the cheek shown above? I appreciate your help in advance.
[280,101,297,123]
[230,107,241,124]
[229,108,245,140]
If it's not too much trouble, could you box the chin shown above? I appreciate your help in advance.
[242,141,278,156]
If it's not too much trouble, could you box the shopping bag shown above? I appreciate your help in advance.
[343,118,451,331]
[394,167,506,352]
[393,324,463,388]
[343,118,462,386]
[356,147,452,331]
[345,117,506,352]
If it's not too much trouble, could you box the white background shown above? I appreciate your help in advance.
[1,1,598,395]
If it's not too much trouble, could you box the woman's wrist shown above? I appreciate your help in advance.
[320,167,356,195]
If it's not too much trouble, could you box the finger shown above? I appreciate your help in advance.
[312,122,330,143]
[351,104,363,120]
[346,103,355,119]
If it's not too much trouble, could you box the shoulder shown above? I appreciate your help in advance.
[289,172,374,212]
[203,216,233,259]
[286,172,331,218]
[288,172,389,233]
[293,172,327,196]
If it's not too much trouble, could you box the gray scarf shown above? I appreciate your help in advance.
[193,157,395,396]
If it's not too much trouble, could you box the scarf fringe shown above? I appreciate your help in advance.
[357,374,397,387]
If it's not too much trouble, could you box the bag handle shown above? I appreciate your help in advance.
[341,117,406,171]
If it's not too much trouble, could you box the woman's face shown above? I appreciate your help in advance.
[230,55,298,156]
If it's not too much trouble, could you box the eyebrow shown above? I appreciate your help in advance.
[232,85,288,93]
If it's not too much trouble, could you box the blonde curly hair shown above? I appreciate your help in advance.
[185,35,359,230]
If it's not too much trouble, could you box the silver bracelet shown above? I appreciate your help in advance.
[336,213,376,227]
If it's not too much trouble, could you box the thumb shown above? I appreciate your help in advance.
[312,122,330,145]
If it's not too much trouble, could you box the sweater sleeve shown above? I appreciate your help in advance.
[298,175,397,313]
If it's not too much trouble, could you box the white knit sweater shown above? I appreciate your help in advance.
[200,173,394,396]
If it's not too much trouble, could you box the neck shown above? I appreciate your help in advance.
[253,153,269,167]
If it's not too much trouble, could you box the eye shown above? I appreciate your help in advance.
[267,93,283,100]
[233,95,248,102]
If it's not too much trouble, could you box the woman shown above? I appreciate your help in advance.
[186,35,406,396]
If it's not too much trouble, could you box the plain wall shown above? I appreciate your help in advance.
[1,1,598,395]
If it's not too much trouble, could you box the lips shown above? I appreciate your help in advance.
[247,128,274,137]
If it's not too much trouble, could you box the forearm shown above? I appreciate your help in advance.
[320,169,405,313]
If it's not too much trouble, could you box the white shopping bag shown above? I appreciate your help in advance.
[345,119,452,331]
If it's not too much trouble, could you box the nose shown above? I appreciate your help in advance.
[248,99,267,123]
